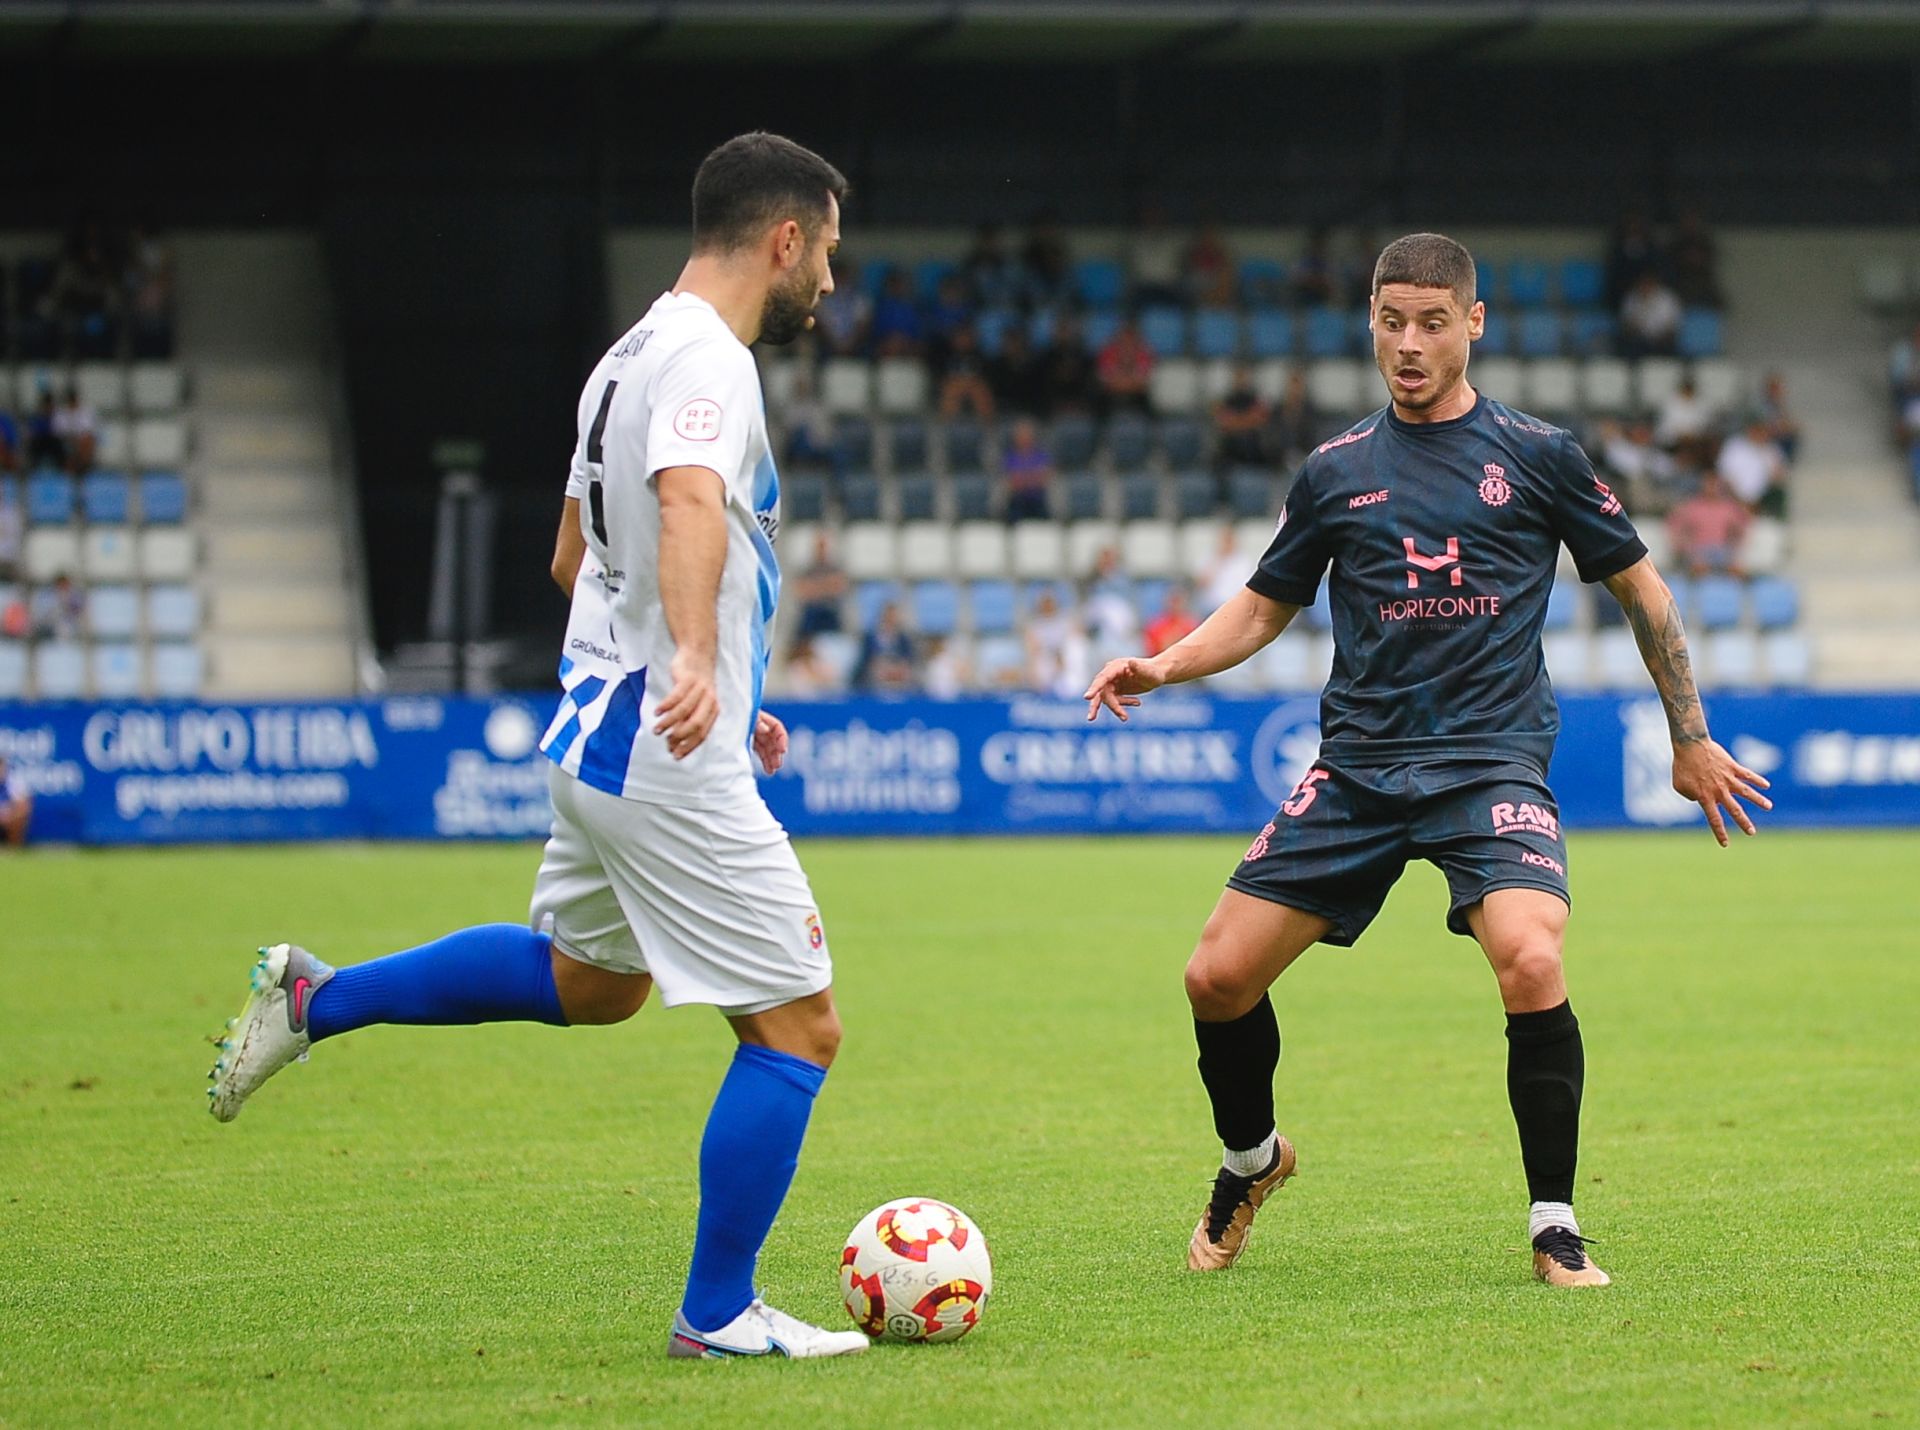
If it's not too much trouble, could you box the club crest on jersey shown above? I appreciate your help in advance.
[673,398,723,442]
[806,913,824,951]
[1478,464,1511,507]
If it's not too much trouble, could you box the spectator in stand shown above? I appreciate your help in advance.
[1000,417,1056,523]
[30,574,83,641]
[0,754,31,849]
[985,325,1045,419]
[1128,202,1185,307]
[1667,471,1751,579]
[1096,318,1154,416]
[922,636,970,699]
[1183,222,1235,308]
[53,387,98,476]
[923,272,974,354]
[1199,526,1250,613]
[936,323,996,422]
[1343,230,1382,307]
[1604,206,1662,308]
[0,491,20,581]
[1,585,26,640]
[1289,228,1337,307]
[1717,414,1789,518]
[124,222,176,348]
[1666,209,1722,309]
[870,268,925,358]
[1211,363,1272,472]
[813,257,870,356]
[1596,416,1683,515]
[961,223,1020,308]
[781,364,837,473]
[1021,211,1072,307]
[1039,316,1097,417]
[1025,589,1090,698]
[1653,375,1718,472]
[1081,547,1139,652]
[792,532,849,638]
[1143,584,1199,656]
[0,405,20,473]
[1271,369,1318,467]
[26,392,63,470]
[1759,371,1801,465]
[852,602,917,692]
[1619,271,1682,358]
[52,221,119,328]
[782,635,842,698]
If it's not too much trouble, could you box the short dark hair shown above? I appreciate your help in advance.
[1372,232,1477,309]
[691,132,848,255]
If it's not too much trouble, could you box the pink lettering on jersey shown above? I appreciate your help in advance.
[1316,424,1376,455]
[1377,594,1502,622]
[1491,801,1561,840]
[1593,476,1624,516]
[1350,489,1390,509]
[1402,535,1463,588]
[673,398,724,442]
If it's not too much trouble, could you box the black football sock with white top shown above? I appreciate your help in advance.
[1194,993,1281,1164]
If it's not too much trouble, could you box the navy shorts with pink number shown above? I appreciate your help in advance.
[1228,759,1571,947]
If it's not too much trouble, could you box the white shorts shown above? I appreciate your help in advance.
[528,763,832,1015]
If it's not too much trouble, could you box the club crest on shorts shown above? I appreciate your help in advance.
[1478,463,1512,507]
[806,913,824,950]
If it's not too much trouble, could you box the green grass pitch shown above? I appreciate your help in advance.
[2,831,1916,1427]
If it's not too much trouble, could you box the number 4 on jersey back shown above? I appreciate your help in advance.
[584,380,618,545]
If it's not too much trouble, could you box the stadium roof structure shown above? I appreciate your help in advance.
[4,0,1920,67]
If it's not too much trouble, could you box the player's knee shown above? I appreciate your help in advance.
[1184,953,1256,1022]
[794,1006,843,1068]
[1496,939,1564,999]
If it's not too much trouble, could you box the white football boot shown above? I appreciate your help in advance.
[207,944,335,1123]
[668,1299,870,1360]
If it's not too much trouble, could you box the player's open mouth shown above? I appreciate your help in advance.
[1394,369,1428,390]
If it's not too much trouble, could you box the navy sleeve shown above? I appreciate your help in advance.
[1247,464,1331,606]
[1550,430,1646,583]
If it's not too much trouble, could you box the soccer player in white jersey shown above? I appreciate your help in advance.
[206,133,867,1361]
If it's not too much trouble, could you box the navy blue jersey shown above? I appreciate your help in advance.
[1247,393,1645,773]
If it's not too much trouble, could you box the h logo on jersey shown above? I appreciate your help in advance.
[1403,536,1463,588]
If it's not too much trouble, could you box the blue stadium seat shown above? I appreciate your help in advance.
[1073,259,1125,308]
[1157,416,1206,469]
[860,263,895,301]
[1080,309,1122,353]
[951,475,993,521]
[0,641,26,699]
[1693,575,1745,631]
[1476,311,1513,357]
[1121,474,1160,521]
[1303,586,1333,632]
[839,476,882,523]
[785,473,827,522]
[832,416,874,476]
[911,580,961,637]
[889,419,930,471]
[914,258,958,302]
[1303,307,1349,359]
[1237,258,1287,305]
[1174,471,1218,520]
[27,470,75,526]
[1505,260,1551,308]
[33,640,86,698]
[1140,306,1189,358]
[969,579,1018,635]
[87,585,139,639]
[1569,311,1618,356]
[1134,578,1173,617]
[1678,308,1725,358]
[1191,309,1241,360]
[1027,308,1057,349]
[897,474,938,522]
[146,583,201,640]
[1246,308,1295,359]
[944,421,986,476]
[1518,310,1565,358]
[82,471,131,525]
[92,643,141,698]
[1107,415,1151,473]
[151,642,203,698]
[1229,469,1278,519]
[1064,472,1105,522]
[1559,259,1605,308]
[1051,414,1097,470]
[0,476,17,511]
[1022,579,1075,613]
[1750,575,1800,630]
[974,308,1017,356]
[855,580,901,630]
[1544,580,1581,632]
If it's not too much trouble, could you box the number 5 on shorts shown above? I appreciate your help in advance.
[1282,768,1330,817]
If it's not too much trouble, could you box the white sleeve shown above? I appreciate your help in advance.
[564,379,595,500]
[641,337,760,508]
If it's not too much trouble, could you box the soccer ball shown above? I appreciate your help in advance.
[840,1197,992,1343]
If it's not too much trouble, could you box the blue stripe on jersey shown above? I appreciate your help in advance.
[576,668,647,795]
[747,447,781,738]
[541,672,605,766]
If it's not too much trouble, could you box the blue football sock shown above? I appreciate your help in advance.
[306,924,567,1041]
[680,1043,828,1333]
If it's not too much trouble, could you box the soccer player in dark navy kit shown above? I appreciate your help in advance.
[1084,234,1772,1288]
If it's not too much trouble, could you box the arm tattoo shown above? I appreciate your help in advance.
[1619,583,1708,745]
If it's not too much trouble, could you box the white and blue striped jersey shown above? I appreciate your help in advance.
[541,292,780,807]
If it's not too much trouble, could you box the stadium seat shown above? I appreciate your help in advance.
[1704,630,1761,688]
[1517,310,1564,358]
[1158,416,1206,469]
[1107,415,1151,473]
[1544,580,1582,632]
[911,580,961,637]
[1229,469,1278,520]
[954,522,1008,579]
[1763,631,1812,686]
[141,471,192,525]
[1073,259,1125,308]
[809,631,858,686]
[1542,631,1594,689]
[1177,519,1225,574]
[24,529,81,583]
[1692,574,1745,631]
[1677,309,1725,359]
[1066,520,1120,578]
[973,634,1025,685]
[132,417,189,468]
[839,475,882,522]
[1558,259,1605,308]
[75,362,127,415]
[1476,311,1513,357]
[1692,358,1744,414]
[1246,308,1295,359]
[1140,306,1189,357]
[137,527,196,584]
[1063,472,1105,522]
[951,475,993,521]
[1238,258,1287,306]
[1303,307,1349,359]
[1594,628,1645,689]
[13,365,58,412]
[81,471,131,525]
[759,356,801,413]
[1192,309,1241,360]
[1051,415,1097,470]
[1010,523,1066,580]
[145,583,201,640]
[1505,260,1551,308]
[1306,359,1364,413]
[888,419,930,472]
[969,580,1018,635]
[1022,579,1074,615]
[785,473,827,522]
[1580,359,1633,413]
[875,358,928,415]
[1524,358,1579,413]
[83,525,138,583]
[87,584,139,639]
[896,473,938,521]
[1663,574,1694,624]
[151,642,203,698]
[33,640,87,699]
[1148,359,1203,414]
[842,521,897,579]
[1750,575,1800,630]
[1633,357,1685,411]
[897,521,952,578]
[820,358,872,416]
[92,643,142,698]
[1120,473,1161,521]
[1473,357,1523,404]
[1080,310,1122,353]
[973,308,1016,356]
[943,421,987,475]
[1173,472,1217,521]
[1250,359,1291,403]
[1133,578,1174,619]
[1121,520,1180,577]
[1568,311,1618,356]
[1636,523,1671,571]
[832,415,875,476]
[27,470,75,525]
[854,580,900,631]
[1744,516,1787,575]
[1256,633,1313,692]
[0,642,26,699]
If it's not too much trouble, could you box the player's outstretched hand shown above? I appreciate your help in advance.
[754,710,790,774]
[1083,656,1166,723]
[1672,737,1773,846]
[654,650,720,760]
